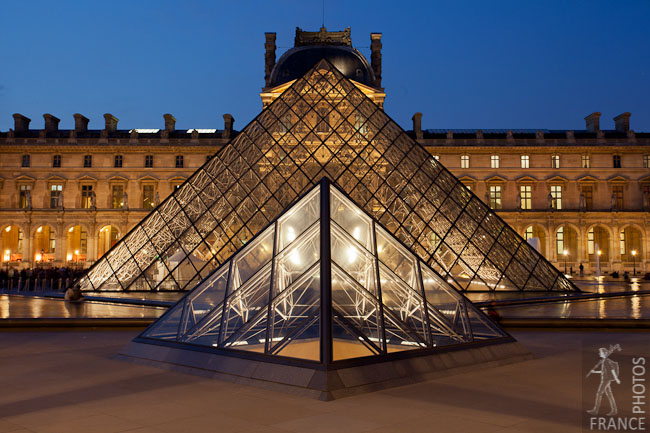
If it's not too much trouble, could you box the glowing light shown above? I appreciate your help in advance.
[286,226,296,243]
[346,246,357,263]
[352,226,361,240]
[75,250,79,255]
[563,249,568,256]
[632,250,637,256]
[66,254,73,261]
[289,249,301,265]
[35,254,42,262]
[5,226,10,232]
[68,227,74,233]
[377,245,383,253]
[597,250,602,256]
[37,226,43,233]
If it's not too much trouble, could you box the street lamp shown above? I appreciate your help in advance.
[632,250,637,276]
[563,249,568,275]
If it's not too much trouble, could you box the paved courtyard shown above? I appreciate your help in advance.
[0,328,647,433]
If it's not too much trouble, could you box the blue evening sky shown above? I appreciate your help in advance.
[1,0,649,132]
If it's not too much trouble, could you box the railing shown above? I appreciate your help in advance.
[0,277,75,294]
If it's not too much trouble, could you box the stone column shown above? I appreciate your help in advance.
[23,222,32,268]
[56,224,65,265]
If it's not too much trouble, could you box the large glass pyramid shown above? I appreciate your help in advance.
[79,59,578,293]
[137,179,508,362]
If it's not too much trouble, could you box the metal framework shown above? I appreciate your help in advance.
[79,59,578,293]
[138,179,509,363]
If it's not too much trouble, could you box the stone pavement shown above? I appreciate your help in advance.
[0,328,647,433]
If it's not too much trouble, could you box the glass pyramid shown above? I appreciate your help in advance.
[78,59,578,293]
[138,179,508,362]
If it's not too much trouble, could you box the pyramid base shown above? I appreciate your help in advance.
[116,338,532,400]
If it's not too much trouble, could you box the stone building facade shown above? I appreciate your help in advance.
[0,27,648,276]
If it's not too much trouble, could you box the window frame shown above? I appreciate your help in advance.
[551,154,560,169]
[490,155,500,169]
[52,154,62,168]
[21,154,30,168]
[613,155,621,168]
[460,155,470,169]
[144,154,154,168]
[520,155,530,169]
[175,155,184,168]
[114,155,123,168]
[83,154,92,168]
[550,185,562,210]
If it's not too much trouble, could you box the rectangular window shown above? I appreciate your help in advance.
[114,155,123,168]
[588,229,595,255]
[551,185,562,210]
[175,155,184,168]
[111,185,124,209]
[81,185,93,209]
[464,184,471,191]
[19,185,31,209]
[582,155,590,168]
[551,155,560,169]
[52,154,61,168]
[619,230,626,255]
[644,155,650,169]
[581,186,593,210]
[613,155,621,168]
[83,155,92,168]
[21,155,30,167]
[520,155,530,169]
[489,185,502,209]
[612,185,624,209]
[49,230,56,253]
[50,184,62,208]
[490,155,500,169]
[145,155,154,168]
[520,185,532,210]
[142,185,155,209]
[556,227,565,256]
[461,155,470,169]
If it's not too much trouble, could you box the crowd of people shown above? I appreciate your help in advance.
[0,266,87,292]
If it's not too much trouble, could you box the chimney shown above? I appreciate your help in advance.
[103,113,119,132]
[613,112,631,132]
[223,114,234,139]
[370,33,382,88]
[584,112,601,132]
[163,113,176,132]
[12,113,31,133]
[43,113,60,132]
[412,112,423,140]
[264,32,276,87]
[73,113,89,132]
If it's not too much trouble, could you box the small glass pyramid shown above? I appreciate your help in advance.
[139,179,507,362]
[79,59,578,294]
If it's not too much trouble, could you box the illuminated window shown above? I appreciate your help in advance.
[175,155,184,168]
[520,185,532,210]
[581,155,590,168]
[619,230,626,255]
[461,155,470,169]
[613,155,621,168]
[644,155,650,169]
[50,184,62,208]
[556,227,565,256]
[19,185,31,209]
[524,226,534,240]
[432,155,440,161]
[81,185,93,209]
[551,185,562,209]
[145,155,154,168]
[142,185,155,209]
[49,230,56,253]
[551,154,560,169]
[490,155,500,169]
[588,228,595,255]
[463,184,471,191]
[520,155,529,169]
[52,154,61,168]
[114,155,123,168]
[21,154,30,167]
[489,185,502,209]
[112,185,124,209]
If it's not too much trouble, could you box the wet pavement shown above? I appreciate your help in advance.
[0,294,166,319]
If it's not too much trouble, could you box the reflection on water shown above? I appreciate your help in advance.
[0,295,165,319]
[493,294,650,319]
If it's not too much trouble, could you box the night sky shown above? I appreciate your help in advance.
[1,0,649,132]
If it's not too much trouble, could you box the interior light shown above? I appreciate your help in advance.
[5,226,10,232]
[66,254,73,261]
[37,226,42,233]
[68,227,74,233]
[35,254,42,262]
[75,250,79,255]
[377,245,383,253]
[632,250,637,256]
[286,226,296,243]
[352,226,361,240]
[289,249,301,265]
[346,246,357,263]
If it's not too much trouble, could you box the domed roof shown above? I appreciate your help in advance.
[268,45,377,89]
